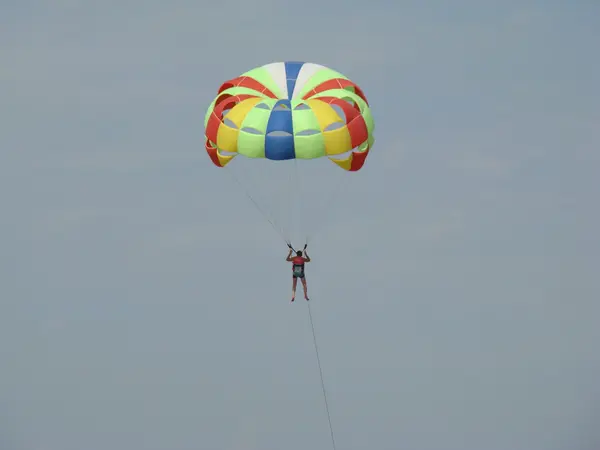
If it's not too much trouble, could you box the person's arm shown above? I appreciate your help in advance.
[303,251,310,262]
[286,249,293,261]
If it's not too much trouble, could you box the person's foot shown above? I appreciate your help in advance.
[291,297,295,302]
[305,296,309,301]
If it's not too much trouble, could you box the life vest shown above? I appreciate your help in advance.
[292,256,305,275]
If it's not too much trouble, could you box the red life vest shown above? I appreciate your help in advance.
[292,256,305,272]
[292,256,305,267]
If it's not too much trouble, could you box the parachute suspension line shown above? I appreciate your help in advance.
[226,168,289,245]
[289,159,298,244]
[269,160,293,243]
[307,302,337,450]
[293,158,306,246]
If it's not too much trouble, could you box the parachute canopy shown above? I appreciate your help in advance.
[204,61,375,172]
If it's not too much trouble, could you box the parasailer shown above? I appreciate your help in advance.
[203,61,375,300]
[286,243,310,302]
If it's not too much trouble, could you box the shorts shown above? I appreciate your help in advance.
[293,273,305,279]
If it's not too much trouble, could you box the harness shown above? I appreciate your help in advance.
[292,263,304,276]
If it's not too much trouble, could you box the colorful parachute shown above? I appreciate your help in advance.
[203,61,375,245]
[204,61,375,171]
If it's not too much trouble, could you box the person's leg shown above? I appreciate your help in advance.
[301,277,308,300]
[292,276,298,301]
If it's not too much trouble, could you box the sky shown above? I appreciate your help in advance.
[1,0,600,449]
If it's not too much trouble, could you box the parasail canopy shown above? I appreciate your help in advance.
[204,61,375,172]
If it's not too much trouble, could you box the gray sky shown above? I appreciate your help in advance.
[2,0,600,449]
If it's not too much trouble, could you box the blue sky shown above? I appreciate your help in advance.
[2,0,599,449]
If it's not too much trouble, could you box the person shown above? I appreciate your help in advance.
[286,245,310,302]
